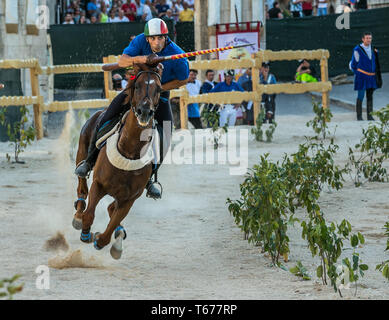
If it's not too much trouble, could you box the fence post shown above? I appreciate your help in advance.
[29,67,43,139]
[103,56,110,100]
[320,53,329,111]
[252,52,262,124]
[179,91,188,129]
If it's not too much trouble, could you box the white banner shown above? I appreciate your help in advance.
[216,32,259,80]
[217,32,259,61]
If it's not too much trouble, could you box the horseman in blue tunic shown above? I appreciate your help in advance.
[349,31,381,121]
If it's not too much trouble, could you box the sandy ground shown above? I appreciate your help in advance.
[0,109,388,300]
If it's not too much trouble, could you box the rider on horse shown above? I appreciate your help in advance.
[75,18,189,200]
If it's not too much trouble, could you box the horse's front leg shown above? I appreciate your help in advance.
[94,199,135,254]
[80,181,106,243]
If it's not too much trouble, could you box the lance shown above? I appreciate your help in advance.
[102,43,255,71]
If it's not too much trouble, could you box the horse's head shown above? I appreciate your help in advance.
[124,63,163,128]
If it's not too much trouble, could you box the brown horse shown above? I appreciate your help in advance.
[72,63,163,259]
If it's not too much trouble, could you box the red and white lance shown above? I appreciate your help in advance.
[102,43,255,71]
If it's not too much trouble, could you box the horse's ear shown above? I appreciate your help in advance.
[157,63,164,77]
[124,66,138,90]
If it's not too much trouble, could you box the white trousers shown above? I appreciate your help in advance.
[219,104,237,127]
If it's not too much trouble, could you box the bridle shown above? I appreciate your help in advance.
[130,70,162,128]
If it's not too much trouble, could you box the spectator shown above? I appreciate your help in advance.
[73,7,81,23]
[162,9,175,23]
[79,10,89,23]
[179,1,194,22]
[121,69,132,89]
[90,14,98,23]
[349,31,381,121]
[156,0,170,18]
[63,13,75,24]
[302,0,313,16]
[200,69,217,94]
[290,0,303,17]
[316,0,328,16]
[116,9,130,22]
[108,8,118,22]
[268,1,283,19]
[87,0,98,18]
[260,62,277,123]
[237,68,252,88]
[335,1,352,12]
[210,69,244,127]
[295,59,318,82]
[356,0,367,9]
[186,69,203,129]
[171,0,184,22]
[185,0,195,8]
[200,69,218,127]
[237,69,252,125]
[143,1,154,21]
[112,73,123,91]
[67,0,79,14]
[122,0,137,21]
[99,2,109,22]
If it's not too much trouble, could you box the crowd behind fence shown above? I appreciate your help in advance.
[0,48,330,138]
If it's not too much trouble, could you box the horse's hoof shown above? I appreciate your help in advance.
[72,217,83,230]
[110,245,122,260]
[93,232,103,250]
[111,227,125,260]
[114,225,127,240]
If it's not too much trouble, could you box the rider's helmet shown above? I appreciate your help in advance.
[144,18,169,37]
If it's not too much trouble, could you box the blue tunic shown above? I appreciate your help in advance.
[123,33,189,85]
[349,44,377,91]
[210,81,244,93]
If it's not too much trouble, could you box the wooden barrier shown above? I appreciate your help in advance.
[169,49,331,127]
[0,58,107,140]
[0,49,331,139]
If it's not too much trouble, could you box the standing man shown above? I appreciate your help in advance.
[349,31,381,121]
[260,62,277,123]
[186,69,203,129]
[210,69,244,127]
[200,69,217,94]
[75,18,189,200]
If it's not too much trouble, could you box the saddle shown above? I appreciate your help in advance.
[95,111,128,150]
[95,110,165,172]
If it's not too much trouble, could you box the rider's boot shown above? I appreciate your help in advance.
[75,127,100,178]
[145,169,162,200]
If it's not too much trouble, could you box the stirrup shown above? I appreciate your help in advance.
[146,180,163,200]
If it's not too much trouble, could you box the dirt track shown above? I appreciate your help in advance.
[1,111,388,300]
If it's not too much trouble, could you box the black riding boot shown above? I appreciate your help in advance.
[366,90,375,121]
[75,128,100,178]
[356,98,363,121]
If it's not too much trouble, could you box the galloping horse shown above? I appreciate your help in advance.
[72,62,163,259]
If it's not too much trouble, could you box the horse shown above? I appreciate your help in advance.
[72,62,163,259]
